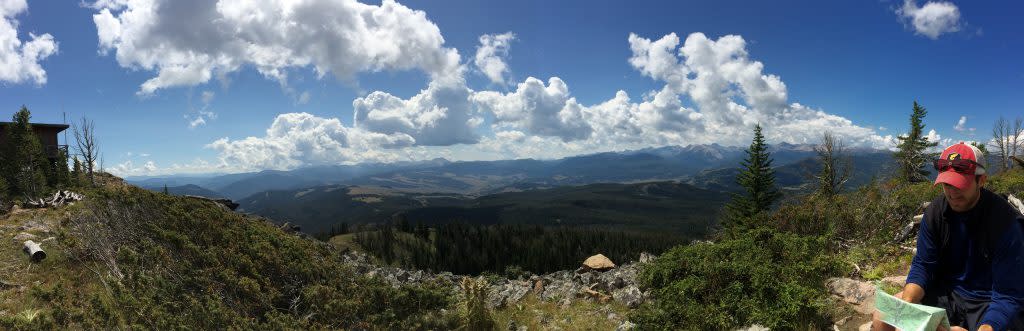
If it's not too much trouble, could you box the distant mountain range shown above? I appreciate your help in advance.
[126,143,901,236]
[129,143,891,200]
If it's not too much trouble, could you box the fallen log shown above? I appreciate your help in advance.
[22,240,45,262]
[1009,194,1024,215]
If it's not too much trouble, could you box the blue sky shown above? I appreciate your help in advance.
[0,0,1020,176]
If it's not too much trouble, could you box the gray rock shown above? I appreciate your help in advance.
[881,276,906,289]
[489,281,530,308]
[17,219,50,233]
[613,285,645,308]
[12,232,36,243]
[825,277,875,315]
[615,320,636,331]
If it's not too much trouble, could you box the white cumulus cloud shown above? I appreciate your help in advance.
[353,76,480,146]
[473,77,592,141]
[619,32,889,148]
[0,0,57,85]
[91,0,461,95]
[204,31,896,170]
[206,112,416,170]
[896,0,962,39]
[473,32,515,85]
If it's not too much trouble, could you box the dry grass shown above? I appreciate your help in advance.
[492,294,629,331]
[327,233,363,253]
[0,204,103,321]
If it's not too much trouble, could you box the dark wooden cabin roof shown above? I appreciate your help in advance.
[0,122,70,131]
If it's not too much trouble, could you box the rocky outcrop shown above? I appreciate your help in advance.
[826,278,876,315]
[184,195,239,211]
[339,250,652,309]
[894,202,929,243]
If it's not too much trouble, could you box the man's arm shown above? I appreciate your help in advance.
[978,217,1024,331]
[874,213,942,331]
[906,213,941,298]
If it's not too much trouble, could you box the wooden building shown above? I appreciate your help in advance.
[0,122,70,160]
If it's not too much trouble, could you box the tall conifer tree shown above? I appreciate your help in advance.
[894,101,939,182]
[723,124,782,229]
[4,106,50,197]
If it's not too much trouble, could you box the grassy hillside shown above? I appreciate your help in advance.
[0,179,455,329]
[241,181,730,236]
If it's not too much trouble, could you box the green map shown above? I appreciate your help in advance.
[875,285,950,331]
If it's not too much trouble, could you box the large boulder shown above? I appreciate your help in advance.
[583,254,616,271]
[826,277,876,315]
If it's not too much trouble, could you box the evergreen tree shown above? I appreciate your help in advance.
[0,138,6,198]
[163,184,169,195]
[4,106,50,197]
[969,141,989,157]
[72,157,83,186]
[51,149,71,189]
[894,101,939,182]
[723,124,782,229]
[0,175,7,201]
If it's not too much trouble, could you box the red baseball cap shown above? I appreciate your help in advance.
[934,142,987,190]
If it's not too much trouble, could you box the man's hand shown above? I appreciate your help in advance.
[872,284,929,331]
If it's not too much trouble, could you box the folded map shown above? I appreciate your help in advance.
[875,285,951,331]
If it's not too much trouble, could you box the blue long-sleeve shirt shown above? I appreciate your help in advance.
[907,210,1024,330]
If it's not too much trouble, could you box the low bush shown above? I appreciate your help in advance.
[630,227,843,330]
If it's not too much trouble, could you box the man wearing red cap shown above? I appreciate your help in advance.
[873,142,1024,331]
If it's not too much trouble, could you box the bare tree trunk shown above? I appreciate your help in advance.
[72,117,99,185]
[1012,117,1023,169]
[992,117,1010,173]
[814,132,852,197]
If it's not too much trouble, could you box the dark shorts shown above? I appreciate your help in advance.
[922,289,1024,330]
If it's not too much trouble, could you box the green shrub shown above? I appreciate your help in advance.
[987,168,1024,197]
[770,179,938,245]
[630,227,843,330]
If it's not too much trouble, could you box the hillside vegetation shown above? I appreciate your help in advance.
[632,168,1024,329]
[0,177,456,329]
[242,181,729,236]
